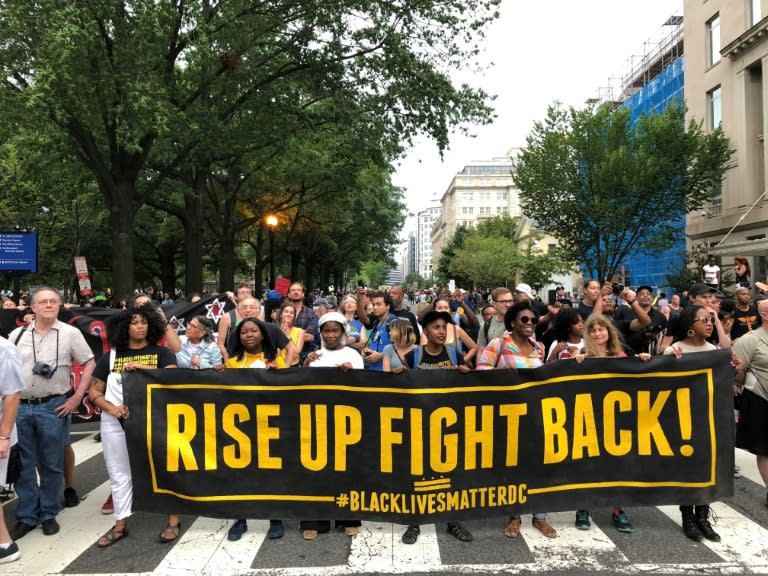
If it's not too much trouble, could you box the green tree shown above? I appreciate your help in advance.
[448,235,521,288]
[0,1,498,297]
[514,102,732,280]
[436,226,472,286]
[360,261,389,288]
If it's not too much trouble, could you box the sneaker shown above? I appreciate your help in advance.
[63,487,80,508]
[612,510,633,533]
[401,525,420,545]
[9,521,36,541]
[267,520,284,540]
[575,509,591,530]
[101,494,114,515]
[0,542,20,564]
[42,518,60,536]
[227,519,247,541]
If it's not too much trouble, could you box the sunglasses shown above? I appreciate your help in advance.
[695,316,712,324]
[518,316,537,324]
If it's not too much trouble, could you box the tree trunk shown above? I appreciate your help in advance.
[183,174,204,295]
[108,179,136,300]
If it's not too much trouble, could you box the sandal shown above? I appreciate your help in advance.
[159,521,182,543]
[504,517,521,538]
[97,524,128,548]
[447,522,473,542]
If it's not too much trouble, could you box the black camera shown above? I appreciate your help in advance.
[32,361,57,379]
[611,283,624,295]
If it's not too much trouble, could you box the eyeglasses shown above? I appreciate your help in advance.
[495,299,513,305]
[518,316,537,324]
[695,316,711,324]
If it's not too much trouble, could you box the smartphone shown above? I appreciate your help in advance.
[357,279,365,288]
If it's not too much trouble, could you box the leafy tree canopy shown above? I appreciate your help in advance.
[513,101,731,281]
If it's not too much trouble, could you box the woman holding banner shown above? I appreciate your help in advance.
[225,317,287,541]
[664,305,722,542]
[399,309,474,545]
[300,312,364,540]
[476,301,557,539]
[87,305,178,548]
[572,315,651,534]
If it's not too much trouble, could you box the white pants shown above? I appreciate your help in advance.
[101,413,133,521]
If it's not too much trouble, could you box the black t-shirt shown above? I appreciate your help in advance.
[93,344,177,381]
[404,346,465,369]
[614,305,668,355]
[732,305,761,340]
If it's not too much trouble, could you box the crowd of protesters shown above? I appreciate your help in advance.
[0,256,766,562]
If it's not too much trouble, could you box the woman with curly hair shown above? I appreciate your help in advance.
[87,305,178,548]
[546,308,585,363]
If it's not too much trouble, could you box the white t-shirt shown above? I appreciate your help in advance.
[702,264,720,286]
[308,346,364,369]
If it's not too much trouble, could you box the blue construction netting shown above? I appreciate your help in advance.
[612,56,685,293]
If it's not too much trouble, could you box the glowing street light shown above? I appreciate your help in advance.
[265,215,278,289]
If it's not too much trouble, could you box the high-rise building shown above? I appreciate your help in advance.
[431,152,521,266]
[417,204,441,278]
[684,0,768,286]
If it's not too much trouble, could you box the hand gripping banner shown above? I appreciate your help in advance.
[123,351,735,523]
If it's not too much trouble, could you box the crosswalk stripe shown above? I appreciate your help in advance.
[5,480,113,575]
[657,501,768,572]
[348,522,442,572]
[152,517,269,575]
[70,431,104,465]
[735,447,764,487]
[8,438,768,575]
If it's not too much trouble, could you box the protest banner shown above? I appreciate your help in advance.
[123,350,734,523]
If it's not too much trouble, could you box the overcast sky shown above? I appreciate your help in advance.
[393,0,684,247]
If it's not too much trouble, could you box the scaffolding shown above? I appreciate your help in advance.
[593,14,684,108]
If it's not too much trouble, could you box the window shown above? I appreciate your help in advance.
[462,206,473,215]
[497,191,507,201]
[707,86,722,129]
[749,0,762,27]
[707,15,721,67]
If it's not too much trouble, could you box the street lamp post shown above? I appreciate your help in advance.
[265,215,278,290]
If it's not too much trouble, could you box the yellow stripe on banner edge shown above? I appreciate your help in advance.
[527,479,717,494]
[144,369,713,395]
[151,489,336,503]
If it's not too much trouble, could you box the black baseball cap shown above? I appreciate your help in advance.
[688,283,717,297]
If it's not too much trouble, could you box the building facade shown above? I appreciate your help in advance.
[430,152,522,266]
[685,0,768,287]
[417,204,441,278]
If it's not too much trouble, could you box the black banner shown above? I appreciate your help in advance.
[123,351,735,523]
